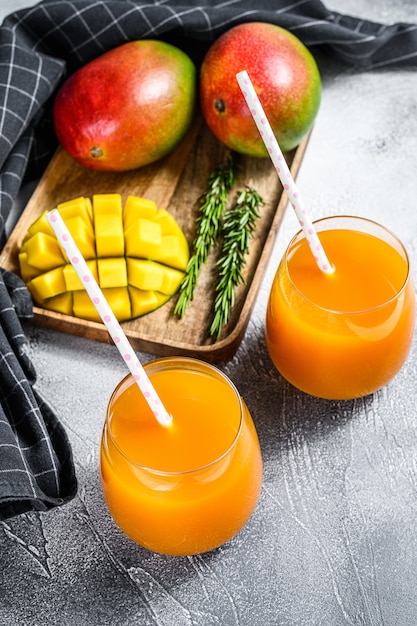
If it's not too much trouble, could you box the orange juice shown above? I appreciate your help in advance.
[100,357,262,556]
[266,216,415,399]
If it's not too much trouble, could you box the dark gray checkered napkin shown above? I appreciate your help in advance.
[1,0,417,519]
[0,268,77,519]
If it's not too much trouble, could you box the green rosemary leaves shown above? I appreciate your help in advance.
[174,156,265,340]
[209,187,264,339]
[173,156,237,318]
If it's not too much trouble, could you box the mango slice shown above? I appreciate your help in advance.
[65,216,96,258]
[124,218,162,259]
[129,286,170,319]
[93,193,125,257]
[19,194,189,322]
[22,232,66,271]
[73,287,132,322]
[127,259,184,294]
[18,251,40,282]
[97,258,128,289]
[29,267,66,301]
[36,292,73,316]
[123,195,158,230]
[63,260,98,291]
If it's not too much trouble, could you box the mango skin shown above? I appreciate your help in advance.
[200,22,321,156]
[53,40,197,171]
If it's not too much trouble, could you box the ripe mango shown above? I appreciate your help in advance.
[53,41,197,172]
[200,22,321,155]
[19,194,189,322]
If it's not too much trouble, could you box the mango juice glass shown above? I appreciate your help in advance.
[100,357,263,556]
[266,216,415,400]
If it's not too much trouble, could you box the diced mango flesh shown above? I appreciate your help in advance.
[18,251,39,282]
[37,292,73,316]
[97,258,128,289]
[73,288,132,323]
[28,267,66,301]
[93,194,125,257]
[24,211,55,240]
[155,235,189,270]
[129,286,170,319]
[127,259,184,294]
[125,218,162,259]
[123,195,158,230]
[93,193,122,215]
[18,193,189,322]
[65,216,96,258]
[23,232,66,270]
[63,260,98,291]
[58,196,93,227]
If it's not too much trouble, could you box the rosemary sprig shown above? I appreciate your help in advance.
[174,155,237,317]
[208,186,265,339]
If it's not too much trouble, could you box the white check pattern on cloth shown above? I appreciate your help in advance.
[0,268,77,520]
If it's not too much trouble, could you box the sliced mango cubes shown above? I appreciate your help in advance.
[18,194,189,322]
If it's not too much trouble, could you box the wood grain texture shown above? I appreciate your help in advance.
[0,117,310,362]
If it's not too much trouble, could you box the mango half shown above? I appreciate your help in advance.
[18,194,189,322]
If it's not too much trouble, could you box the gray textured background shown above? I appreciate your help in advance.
[1,1,417,625]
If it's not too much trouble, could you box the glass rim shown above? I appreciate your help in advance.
[284,214,411,316]
[105,356,244,476]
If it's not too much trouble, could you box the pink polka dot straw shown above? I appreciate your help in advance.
[236,70,333,275]
[47,209,172,427]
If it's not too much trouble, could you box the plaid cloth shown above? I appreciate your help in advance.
[1,0,417,520]
[0,268,76,519]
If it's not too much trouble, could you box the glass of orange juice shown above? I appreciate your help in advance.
[266,215,415,400]
[100,356,263,556]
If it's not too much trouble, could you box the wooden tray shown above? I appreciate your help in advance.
[0,117,310,362]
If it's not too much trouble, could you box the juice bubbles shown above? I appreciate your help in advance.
[100,357,262,556]
[266,216,415,400]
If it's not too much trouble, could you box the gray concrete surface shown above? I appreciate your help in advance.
[1,1,417,625]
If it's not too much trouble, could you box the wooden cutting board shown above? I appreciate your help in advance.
[0,117,310,362]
